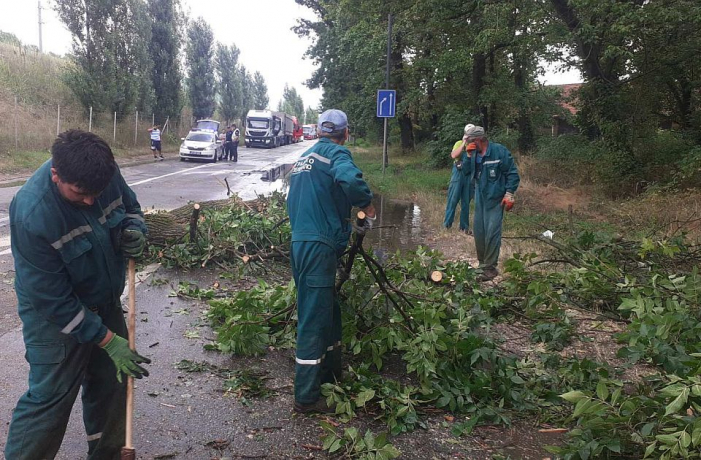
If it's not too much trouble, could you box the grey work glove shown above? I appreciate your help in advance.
[121,229,146,258]
[353,215,376,236]
[102,334,151,383]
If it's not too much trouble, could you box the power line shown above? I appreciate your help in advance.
[38,1,43,53]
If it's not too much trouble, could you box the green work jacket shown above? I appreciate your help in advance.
[10,160,146,344]
[287,138,373,253]
[469,141,520,206]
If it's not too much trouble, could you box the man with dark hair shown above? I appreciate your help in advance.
[287,109,375,413]
[5,129,151,459]
[464,126,520,281]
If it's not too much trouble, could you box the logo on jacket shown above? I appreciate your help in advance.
[291,156,316,175]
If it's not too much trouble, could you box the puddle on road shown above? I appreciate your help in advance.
[363,195,426,255]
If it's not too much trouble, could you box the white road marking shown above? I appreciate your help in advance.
[0,249,10,256]
[127,163,217,187]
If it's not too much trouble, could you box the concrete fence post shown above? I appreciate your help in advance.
[88,106,93,132]
[134,110,138,146]
[57,104,60,135]
[113,112,117,142]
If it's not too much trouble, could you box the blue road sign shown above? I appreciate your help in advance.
[377,89,396,118]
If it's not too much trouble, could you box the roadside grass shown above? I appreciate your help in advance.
[0,145,179,182]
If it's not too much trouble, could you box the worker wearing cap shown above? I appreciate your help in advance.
[444,124,477,232]
[287,109,375,413]
[464,126,520,281]
[5,130,151,459]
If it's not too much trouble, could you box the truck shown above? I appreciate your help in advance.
[245,110,295,148]
[303,124,318,140]
[291,116,304,143]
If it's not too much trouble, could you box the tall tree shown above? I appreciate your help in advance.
[280,84,305,119]
[252,71,269,110]
[304,106,318,124]
[239,65,254,121]
[148,0,184,124]
[56,0,153,118]
[215,43,242,124]
[186,17,215,120]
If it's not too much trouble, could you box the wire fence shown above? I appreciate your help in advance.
[0,95,194,155]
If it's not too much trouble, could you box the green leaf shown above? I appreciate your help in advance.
[644,442,657,458]
[665,387,689,416]
[680,431,691,448]
[561,391,587,403]
[329,438,343,453]
[596,381,609,401]
[355,389,376,408]
[656,434,679,445]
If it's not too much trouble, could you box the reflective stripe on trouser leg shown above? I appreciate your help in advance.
[292,241,338,404]
[443,169,464,228]
[83,303,128,460]
[321,297,343,386]
[473,189,504,269]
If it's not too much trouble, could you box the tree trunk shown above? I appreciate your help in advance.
[472,52,488,131]
[513,52,536,153]
[392,31,415,151]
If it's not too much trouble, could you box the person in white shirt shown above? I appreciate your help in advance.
[148,126,163,161]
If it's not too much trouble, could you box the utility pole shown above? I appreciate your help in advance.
[382,13,393,175]
[37,1,43,53]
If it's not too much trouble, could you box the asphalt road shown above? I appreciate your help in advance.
[0,141,309,458]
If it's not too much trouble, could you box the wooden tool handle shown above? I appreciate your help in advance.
[125,259,136,450]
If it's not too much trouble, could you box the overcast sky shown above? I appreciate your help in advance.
[0,1,581,111]
[0,0,323,110]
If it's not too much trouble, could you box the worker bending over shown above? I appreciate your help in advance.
[5,130,151,459]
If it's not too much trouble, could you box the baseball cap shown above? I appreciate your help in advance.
[465,125,485,138]
[318,109,348,133]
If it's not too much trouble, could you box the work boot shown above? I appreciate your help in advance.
[476,267,499,282]
[294,398,336,414]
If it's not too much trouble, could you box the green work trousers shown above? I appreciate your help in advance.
[5,302,127,460]
[443,168,472,231]
[291,241,342,404]
[473,187,504,270]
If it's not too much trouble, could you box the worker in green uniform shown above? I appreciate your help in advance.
[287,109,375,413]
[443,124,477,232]
[5,129,151,460]
[464,126,520,281]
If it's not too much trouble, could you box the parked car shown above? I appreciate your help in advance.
[179,131,221,162]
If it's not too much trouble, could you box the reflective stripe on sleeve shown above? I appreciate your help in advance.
[307,153,331,164]
[483,160,501,165]
[86,432,102,442]
[61,309,85,334]
[98,196,124,224]
[51,225,93,250]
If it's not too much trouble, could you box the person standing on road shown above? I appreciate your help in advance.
[287,109,375,413]
[231,123,240,162]
[443,123,476,233]
[223,125,234,161]
[464,125,520,281]
[148,125,164,161]
[5,129,152,459]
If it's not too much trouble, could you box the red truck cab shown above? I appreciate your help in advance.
[291,117,304,143]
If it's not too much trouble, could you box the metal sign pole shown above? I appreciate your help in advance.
[382,13,393,175]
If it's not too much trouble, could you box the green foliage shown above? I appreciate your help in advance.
[251,71,269,111]
[215,44,242,123]
[207,280,297,355]
[185,17,215,120]
[304,105,318,124]
[148,0,184,123]
[319,423,401,459]
[278,84,305,120]
[55,0,154,117]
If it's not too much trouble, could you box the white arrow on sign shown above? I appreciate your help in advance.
[389,93,394,116]
[379,97,387,115]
